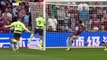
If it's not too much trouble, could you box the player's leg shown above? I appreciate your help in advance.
[66,35,74,51]
[40,35,43,49]
[66,35,79,51]
[10,38,17,50]
[28,29,37,43]
[10,33,18,53]
[16,36,20,51]
[13,33,21,53]
[28,33,34,43]
[104,43,107,51]
[38,29,43,49]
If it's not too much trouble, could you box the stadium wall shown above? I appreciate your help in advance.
[0,32,107,48]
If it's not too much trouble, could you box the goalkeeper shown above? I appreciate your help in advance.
[28,14,46,49]
[4,18,30,53]
[66,21,85,51]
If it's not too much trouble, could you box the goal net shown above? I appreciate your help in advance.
[28,2,46,50]
[45,0,107,48]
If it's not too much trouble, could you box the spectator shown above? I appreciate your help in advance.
[69,6,79,31]
[90,7,97,15]
[65,9,71,31]
[12,6,18,22]
[47,5,53,18]
[57,6,65,26]
[0,10,3,21]
[57,7,65,20]
[78,2,89,11]
[16,0,22,3]
[60,25,66,32]
[0,0,7,6]
[97,7,104,20]
[90,14,101,31]
[0,0,31,33]
[70,14,76,32]
[78,2,89,31]
[47,26,53,32]
[0,22,4,33]
[0,14,10,33]
[0,0,11,7]
[2,8,12,22]
[20,6,26,16]
[102,14,107,31]
[47,15,58,31]
[23,12,29,29]
[18,11,23,20]
[12,6,18,17]
[52,5,57,18]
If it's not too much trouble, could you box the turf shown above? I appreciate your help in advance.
[0,48,107,60]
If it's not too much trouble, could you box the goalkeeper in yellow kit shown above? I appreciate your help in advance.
[4,18,30,53]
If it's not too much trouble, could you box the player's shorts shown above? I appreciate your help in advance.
[69,35,79,41]
[34,28,43,36]
[13,33,21,40]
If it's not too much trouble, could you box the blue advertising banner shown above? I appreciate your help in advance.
[0,32,107,48]
[46,32,107,47]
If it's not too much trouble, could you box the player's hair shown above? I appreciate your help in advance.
[16,17,22,21]
[78,20,82,24]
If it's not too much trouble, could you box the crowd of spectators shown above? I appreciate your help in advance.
[0,1,107,33]
[0,0,44,33]
[0,0,32,33]
[46,2,107,32]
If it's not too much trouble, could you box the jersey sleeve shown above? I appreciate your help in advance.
[8,22,15,27]
[21,23,26,29]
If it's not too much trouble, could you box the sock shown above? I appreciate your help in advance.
[29,34,34,41]
[66,37,72,48]
[12,39,17,49]
[66,36,74,48]
[106,43,107,48]
[67,40,72,47]
[40,40,43,48]
[11,44,15,50]
[17,41,20,50]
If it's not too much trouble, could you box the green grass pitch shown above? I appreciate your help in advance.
[0,48,107,60]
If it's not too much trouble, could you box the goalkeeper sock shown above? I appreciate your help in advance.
[40,40,43,48]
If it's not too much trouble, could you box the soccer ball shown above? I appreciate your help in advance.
[93,27,99,31]
[104,48,107,51]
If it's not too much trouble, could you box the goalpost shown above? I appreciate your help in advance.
[28,2,46,50]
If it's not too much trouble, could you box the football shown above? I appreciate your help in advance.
[93,27,99,31]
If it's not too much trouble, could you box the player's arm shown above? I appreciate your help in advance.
[4,22,14,28]
[23,26,30,32]
[22,23,30,32]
